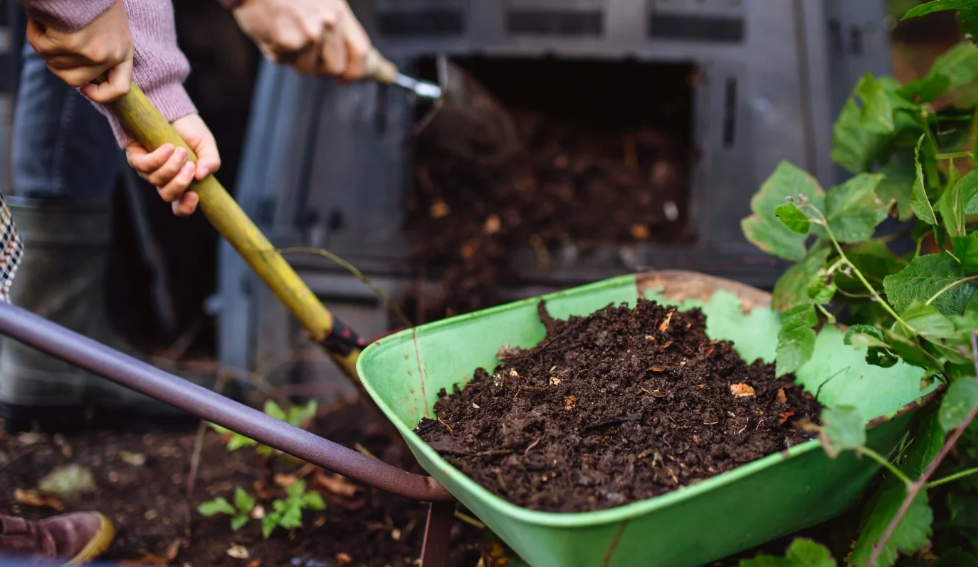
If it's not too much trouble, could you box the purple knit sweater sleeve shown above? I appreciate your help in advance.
[17,0,197,147]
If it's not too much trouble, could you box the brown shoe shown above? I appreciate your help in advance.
[0,512,114,565]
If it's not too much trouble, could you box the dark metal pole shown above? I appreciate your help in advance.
[0,301,453,503]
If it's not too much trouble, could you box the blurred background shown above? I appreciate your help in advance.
[0,0,968,400]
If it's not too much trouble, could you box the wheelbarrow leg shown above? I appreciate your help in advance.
[420,500,456,567]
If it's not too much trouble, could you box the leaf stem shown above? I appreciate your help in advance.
[937,151,972,161]
[925,275,978,306]
[864,333,978,567]
[859,447,912,488]
[926,465,978,489]
[815,303,837,324]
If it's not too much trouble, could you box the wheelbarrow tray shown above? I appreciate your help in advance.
[357,271,935,567]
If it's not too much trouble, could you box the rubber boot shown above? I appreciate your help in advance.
[0,198,196,432]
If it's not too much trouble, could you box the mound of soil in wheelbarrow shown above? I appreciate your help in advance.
[402,108,693,322]
[416,299,822,513]
[0,403,481,567]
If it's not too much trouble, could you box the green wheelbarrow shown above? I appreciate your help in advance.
[0,270,936,567]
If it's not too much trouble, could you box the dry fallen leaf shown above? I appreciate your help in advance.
[729,383,756,398]
[273,473,298,488]
[314,472,359,498]
[246,560,262,567]
[226,545,249,560]
[549,377,561,386]
[14,488,64,512]
[250,505,265,520]
[779,410,796,425]
[564,396,577,410]
[119,451,147,467]
[16,432,47,447]
[336,553,353,566]
[776,388,788,404]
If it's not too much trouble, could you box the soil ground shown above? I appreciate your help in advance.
[417,299,822,513]
[0,402,482,567]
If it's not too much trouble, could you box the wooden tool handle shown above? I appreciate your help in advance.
[104,82,363,384]
[363,48,398,84]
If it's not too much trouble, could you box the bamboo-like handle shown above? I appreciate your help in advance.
[104,82,363,385]
[363,48,398,84]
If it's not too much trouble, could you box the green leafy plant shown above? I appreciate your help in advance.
[740,2,978,565]
[209,399,318,455]
[197,487,256,531]
[261,479,326,538]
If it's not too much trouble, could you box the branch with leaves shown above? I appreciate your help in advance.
[739,2,978,565]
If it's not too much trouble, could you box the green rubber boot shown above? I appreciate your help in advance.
[0,198,198,432]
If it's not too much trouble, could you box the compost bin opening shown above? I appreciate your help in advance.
[401,56,698,322]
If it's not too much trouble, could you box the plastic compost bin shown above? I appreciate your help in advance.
[357,271,935,567]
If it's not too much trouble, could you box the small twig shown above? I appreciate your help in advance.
[437,418,454,434]
[927,465,978,489]
[523,436,542,456]
[864,333,978,567]
[186,374,228,541]
[859,447,913,488]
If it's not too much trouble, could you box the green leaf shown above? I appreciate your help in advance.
[231,515,249,531]
[736,538,836,567]
[938,165,965,237]
[286,479,307,500]
[774,203,811,234]
[940,377,978,432]
[877,165,917,221]
[961,171,978,214]
[885,330,946,373]
[775,304,817,377]
[953,234,978,275]
[278,505,303,529]
[818,405,867,458]
[303,491,326,511]
[931,42,978,88]
[263,400,287,421]
[903,301,958,340]
[851,486,933,567]
[226,434,257,452]
[836,241,906,296]
[234,487,255,514]
[844,324,885,346]
[832,97,890,173]
[903,0,977,19]
[901,409,945,477]
[855,74,895,134]
[772,246,831,311]
[198,497,235,517]
[806,274,836,305]
[910,136,938,226]
[262,514,279,539]
[286,400,318,427]
[899,74,953,104]
[883,253,976,316]
[824,173,888,243]
[742,162,825,261]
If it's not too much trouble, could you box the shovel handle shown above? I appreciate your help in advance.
[103,81,364,385]
[363,48,398,84]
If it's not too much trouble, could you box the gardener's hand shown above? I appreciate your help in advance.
[232,0,371,80]
[24,0,134,103]
[125,114,221,217]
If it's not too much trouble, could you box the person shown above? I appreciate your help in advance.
[0,0,373,564]
[0,0,373,433]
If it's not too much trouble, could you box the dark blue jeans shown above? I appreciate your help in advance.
[11,46,122,202]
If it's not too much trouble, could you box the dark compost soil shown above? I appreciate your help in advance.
[0,402,481,567]
[416,299,822,513]
[402,60,696,321]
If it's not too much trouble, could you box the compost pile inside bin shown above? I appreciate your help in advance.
[416,298,822,513]
[402,108,692,321]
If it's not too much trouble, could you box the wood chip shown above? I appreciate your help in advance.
[564,396,577,410]
[549,377,561,385]
[648,366,665,373]
[13,488,64,512]
[472,403,481,409]
[730,383,756,398]
[660,340,673,349]
[658,311,674,332]
[226,545,249,559]
[776,388,788,404]
[779,410,796,425]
